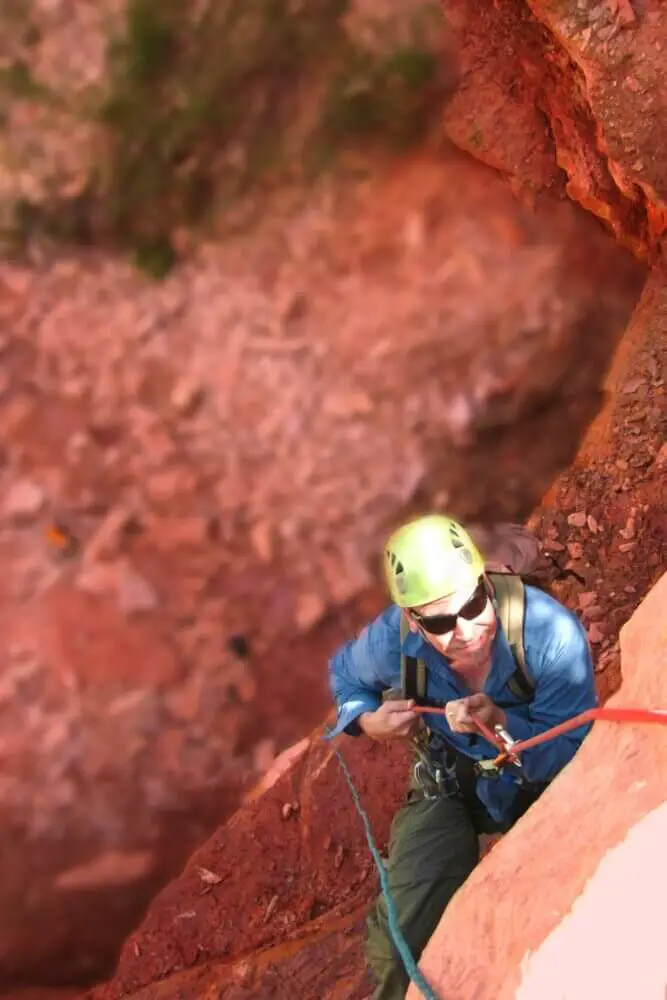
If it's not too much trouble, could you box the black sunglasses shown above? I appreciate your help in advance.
[410,577,489,636]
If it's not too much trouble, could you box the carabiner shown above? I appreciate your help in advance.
[493,724,522,768]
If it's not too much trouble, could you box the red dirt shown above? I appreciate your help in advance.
[529,266,667,703]
[88,729,411,1000]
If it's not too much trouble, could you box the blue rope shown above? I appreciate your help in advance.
[323,728,442,1000]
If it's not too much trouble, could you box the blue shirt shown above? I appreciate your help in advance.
[326,585,598,824]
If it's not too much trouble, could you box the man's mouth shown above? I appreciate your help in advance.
[453,637,484,653]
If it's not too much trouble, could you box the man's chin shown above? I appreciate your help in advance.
[449,640,489,661]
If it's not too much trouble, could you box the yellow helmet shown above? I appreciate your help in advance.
[384,514,485,608]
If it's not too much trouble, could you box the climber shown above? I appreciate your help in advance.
[327,514,598,1000]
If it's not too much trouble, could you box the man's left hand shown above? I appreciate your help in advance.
[445,694,506,734]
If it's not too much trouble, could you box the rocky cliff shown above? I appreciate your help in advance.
[78,263,667,1000]
[1,0,666,992]
[441,0,667,260]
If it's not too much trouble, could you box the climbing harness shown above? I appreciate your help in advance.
[326,704,667,1000]
[384,572,535,794]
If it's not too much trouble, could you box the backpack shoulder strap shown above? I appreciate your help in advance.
[487,572,535,701]
[399,612,427,703]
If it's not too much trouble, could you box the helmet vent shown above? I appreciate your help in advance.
[386,549,404,575]
[449,524,464,549]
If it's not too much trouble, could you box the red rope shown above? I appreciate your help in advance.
[489,706,667,762]
[414,705,667,765]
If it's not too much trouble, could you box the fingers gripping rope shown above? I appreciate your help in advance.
[412,705,667,766]
[324,729,442,1000]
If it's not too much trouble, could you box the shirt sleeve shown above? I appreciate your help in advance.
[325,605,402,739]
[502,607,598,784]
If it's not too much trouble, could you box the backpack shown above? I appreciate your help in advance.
[397,522,546,706]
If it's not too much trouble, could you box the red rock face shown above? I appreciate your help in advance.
[440,0,667,260]
[529,0,667,256]
[0,148,643,989]
[245,737,311,801]
[515,801,667,1000]
[408,570,667,1000]
[3,0,666,989]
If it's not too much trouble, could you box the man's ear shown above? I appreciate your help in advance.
[405,612,420,634]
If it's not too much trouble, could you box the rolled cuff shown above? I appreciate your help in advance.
[324,694,381,740]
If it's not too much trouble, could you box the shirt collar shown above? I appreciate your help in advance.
[400,623,426,658]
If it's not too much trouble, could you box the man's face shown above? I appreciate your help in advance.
[407,575,497,666]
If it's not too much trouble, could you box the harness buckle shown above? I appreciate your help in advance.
[413,760,440,800]
[412,737,460,799]
[474,725,525,779]
[473,758,503,780]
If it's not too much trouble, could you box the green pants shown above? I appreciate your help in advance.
[365,757,542,1000]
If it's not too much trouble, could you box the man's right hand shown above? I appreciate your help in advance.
[359,699,418,741]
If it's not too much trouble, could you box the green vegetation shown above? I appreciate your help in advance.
[469,125,483,150]
[320,37,441,147]
[96,0,446,263]
[0,59,45,100]
[1,0,449,274]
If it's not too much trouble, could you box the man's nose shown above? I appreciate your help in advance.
[454,616,476,642]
